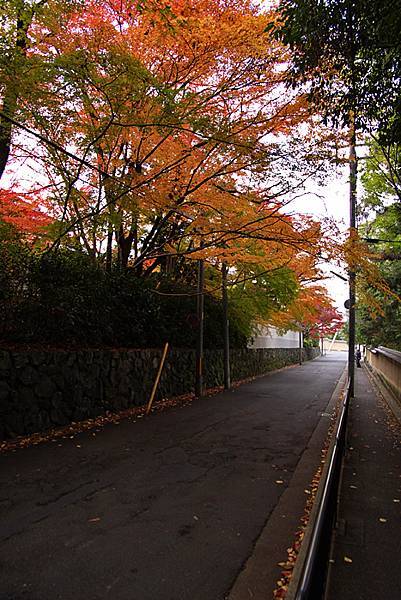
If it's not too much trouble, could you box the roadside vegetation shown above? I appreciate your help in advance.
[3,0,400,349]
[0,0,345,349]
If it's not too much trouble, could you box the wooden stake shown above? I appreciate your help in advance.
[146,342,169,415]
[299,329,303,365]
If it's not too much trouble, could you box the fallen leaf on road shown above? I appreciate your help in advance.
[278,561,293,569]
[273,400,340,599]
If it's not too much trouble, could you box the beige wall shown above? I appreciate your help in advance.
[366,347,401,400]
[323,338,348,352]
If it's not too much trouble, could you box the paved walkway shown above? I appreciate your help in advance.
[326,364,401,600]
[0,354,346,600]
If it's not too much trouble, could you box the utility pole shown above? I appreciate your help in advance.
[195,257,204,398]
[348,118,357,397]
[222,262,231,389]
[298,328,303,365]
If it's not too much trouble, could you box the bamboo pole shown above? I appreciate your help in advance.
[299,329,303,365]
[328,330,339,353]
[146,342,169,415]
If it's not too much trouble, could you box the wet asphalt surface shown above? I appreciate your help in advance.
[0,353,346,600]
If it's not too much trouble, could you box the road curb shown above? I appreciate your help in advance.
[284,367,348,600]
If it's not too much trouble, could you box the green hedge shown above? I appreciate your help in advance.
[0,242,247,349]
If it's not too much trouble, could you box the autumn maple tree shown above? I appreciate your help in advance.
[270,279,343,333]
[0,188,53,240]
[0,0,348,346]
[309,305,344,339]
[3,2,335,264]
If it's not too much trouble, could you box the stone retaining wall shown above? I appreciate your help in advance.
[0,347,319,439]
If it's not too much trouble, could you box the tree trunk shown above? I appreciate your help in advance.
[195,257,205,398]
[106,226,113,272]
[0,90,17,179]
[222,262,230,390]
[118,225,135,269]
[0,10,32,180]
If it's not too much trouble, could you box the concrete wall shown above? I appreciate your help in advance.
[249,326,301,349]
[249,328,348,353]
[323,339,348,352]
[366,346,401,401]
[0,347,319,440]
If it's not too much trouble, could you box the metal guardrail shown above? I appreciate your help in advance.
[293,379,352,600]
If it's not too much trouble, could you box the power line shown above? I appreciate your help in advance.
[363,237,401,244]
[330,269,348,282]
[0,110,113,179]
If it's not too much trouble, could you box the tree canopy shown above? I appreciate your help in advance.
[357,204,401,350]
[0,0,347,347]
[275,0,401,140]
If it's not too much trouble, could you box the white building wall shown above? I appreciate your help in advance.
[248,325,300,349]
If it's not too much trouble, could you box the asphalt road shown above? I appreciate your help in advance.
[0,353,346,600]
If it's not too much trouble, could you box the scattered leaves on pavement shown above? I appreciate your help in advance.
[1,363,304,456]
[273,388,345,598]
[0,374,270,455]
